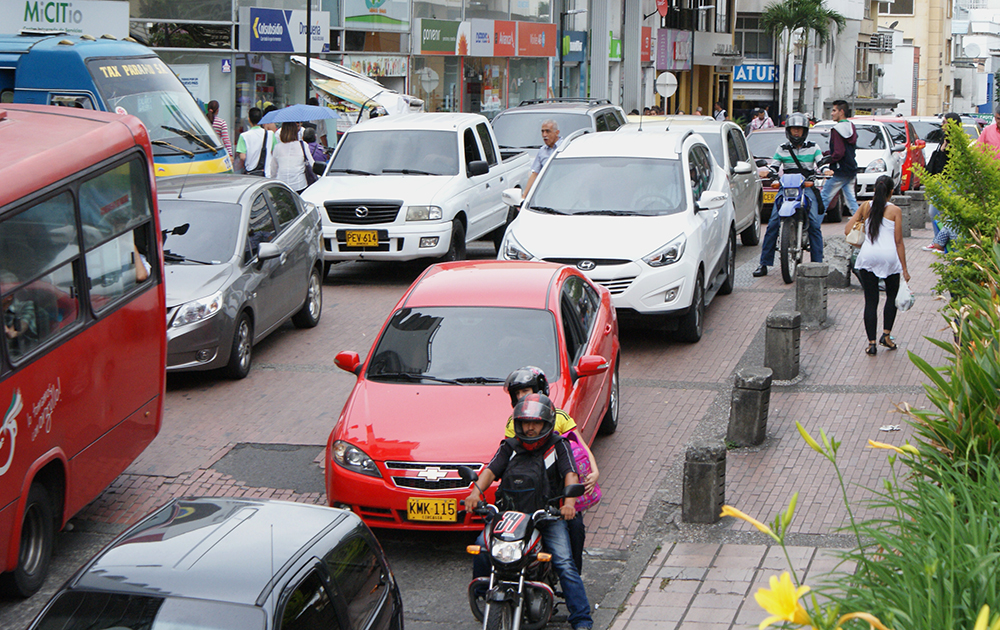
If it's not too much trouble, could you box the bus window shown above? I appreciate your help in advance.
[79,160,154,311]
[50,95,95,109]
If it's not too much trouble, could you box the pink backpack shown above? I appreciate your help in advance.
[564,432,601,511]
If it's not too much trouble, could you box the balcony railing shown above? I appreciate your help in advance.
[870,33,893,52]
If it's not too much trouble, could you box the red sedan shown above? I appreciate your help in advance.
[327,260,620,531]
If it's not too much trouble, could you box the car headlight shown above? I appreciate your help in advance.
[171,291,223,328]
[405,205,443,221]
[491,540,523,564]
[331,441,381,478]
[866,159,887,173]
[642,234,686,268]
[501,233,533,261]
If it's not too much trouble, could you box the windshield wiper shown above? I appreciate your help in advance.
[369,372,463,385]
[453,376,506,384]
[575,210,636,216]
[163,251,213,265]
[382,168,438,175]
[150,140,195,157]
[529,206,565,215]
[161,125,218,152]
[328,168,376,176]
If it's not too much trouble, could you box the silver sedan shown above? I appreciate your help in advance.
[159,175,324,378]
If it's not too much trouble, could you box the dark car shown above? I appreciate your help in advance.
[27,498,403,630]
[490,98,627,161]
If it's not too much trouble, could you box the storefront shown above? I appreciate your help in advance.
[412,18,555,116]
[732,63,777,121]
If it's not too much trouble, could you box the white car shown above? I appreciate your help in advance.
[498,129,736,342]
[813,120,902,197]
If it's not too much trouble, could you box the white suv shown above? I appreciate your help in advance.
[499,129,737,342]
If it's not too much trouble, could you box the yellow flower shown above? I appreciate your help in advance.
[974,605,990,630]
[867,440,919,456]
[797,421,823,454]
[754,572,812,630]
[835,611,891,630]
[720,505,779,542]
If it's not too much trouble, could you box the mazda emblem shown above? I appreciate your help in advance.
[355,206,369,218]
[577,260,596,271]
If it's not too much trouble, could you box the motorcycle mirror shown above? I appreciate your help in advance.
[458,466,479,484]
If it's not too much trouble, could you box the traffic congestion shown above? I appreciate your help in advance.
[2,27,998,630]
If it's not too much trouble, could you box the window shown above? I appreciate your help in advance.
[733,130,750,162]
[735,16,774,61]
[688,145,713,198]
[864,0,871,18]
[601,112,621,131]
[878,0,913,14]
[954,78,963,97]
[946,39,952,64]
[726,131,741,168]
[267,186,301,228]
[884,122,907,146]
[715,0,729,34]
[476,123,498,166]
[246,194,276,262]
[595,114,609,132]
[561,276,599,342]
[280,571,342,630]
[463,128,482,168]
[325,536,388,630]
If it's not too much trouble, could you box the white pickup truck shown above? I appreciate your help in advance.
[301,113,530,267]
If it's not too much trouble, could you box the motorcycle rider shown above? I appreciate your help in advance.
[464,393,594,630]
[752,113,825,277]
[503,366,600,573]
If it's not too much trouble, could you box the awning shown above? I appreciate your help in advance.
[291,56,423,116]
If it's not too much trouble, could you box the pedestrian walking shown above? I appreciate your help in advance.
[843,175,910,356]
[268,122,315,194]
[714,102,727,121]
[975,106,1000,158]
[820,99,860,217]
[206,100,232,160]
[749,108,773,132]
[525,119,561,194]
[235,107,274,176]
[923,112,962,249]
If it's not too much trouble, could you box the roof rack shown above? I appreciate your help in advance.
[517,98,613,107]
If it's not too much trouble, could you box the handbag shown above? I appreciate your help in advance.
[846,221,865,246]
[564,432,601,511]
[895,278,915,311]
[300,141,318,186]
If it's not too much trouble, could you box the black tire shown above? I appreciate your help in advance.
[779,217,801,285]
[719,229,736,295]
[1,483,54,597]
[741,199,761,246]
[485,601,513,630]
[598,358,619,435]
[225,312,253,379]
[468,581,487,622]
[491,206,517,253]
[441,220,467,262]
[676,270,705,343]
[292,266,323,328]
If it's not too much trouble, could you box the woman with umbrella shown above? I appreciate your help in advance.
[260,104,338,193]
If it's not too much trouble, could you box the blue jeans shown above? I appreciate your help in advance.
[758,193,825,266]
[820,172,860,216]
[473,519,593,629]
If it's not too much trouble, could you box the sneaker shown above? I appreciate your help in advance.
[923,243,945,252]
[752,265,768,277]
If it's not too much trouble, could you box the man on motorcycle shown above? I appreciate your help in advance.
[464,394,594,630]
[752,113,826,277]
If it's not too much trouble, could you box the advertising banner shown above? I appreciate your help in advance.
[641,26,651,62]
[345,0,408,31]
[494,20,516,55]
[469,19,493,57]
[169,64,210,103]
[517,22,556,57]
[239,7,330,54]
[343,55,408,76]
[655,28,691,71]
[418,18,462,54]
[733,64,776,83]
[1,0,128,39]
[559,30,586,63]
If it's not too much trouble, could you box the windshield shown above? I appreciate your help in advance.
[159,200,241,264]
[33,591,265,630]
[86,57,220,155]
[884,122,908,145]
[530,157,686,216]
[366,307,558,382]
[329,130,459,175]
[855,125,887,150]
[491,112,592,148]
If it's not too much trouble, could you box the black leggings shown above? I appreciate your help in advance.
[857,268,900,342]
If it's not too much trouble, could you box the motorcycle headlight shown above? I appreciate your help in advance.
[171,291,223,328]
[491,540,523,564]
[501,233,533,261]
[642,234,686,268]
[405,205,443,221]
[866,159,887,173]
[331,441,381,478]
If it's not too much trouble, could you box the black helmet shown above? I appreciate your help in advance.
[512,393,556,451]
[785,113,810,148]
[504,366,549,406]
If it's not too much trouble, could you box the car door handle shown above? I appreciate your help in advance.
[604,324,613,336]
[485,183,491,189]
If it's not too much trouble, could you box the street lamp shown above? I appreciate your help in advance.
[690,2,714,114]
[559,7,587,98]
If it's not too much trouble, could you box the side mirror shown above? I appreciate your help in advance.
[891,144,906,153]
[457,466,479,485]
[695,190,728,212]
[572,355,610,381]
[257,242,280,261]
[334,350,362,376]
[501,187,524,207]
[312,161,327,176]
[733,161,753,174]
[468,160,489,177]
[915,139,926,148]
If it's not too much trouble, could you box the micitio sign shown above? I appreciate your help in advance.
[1,0,129,38]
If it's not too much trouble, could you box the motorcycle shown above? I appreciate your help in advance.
[772,169,819,284]
[460,466,585,630]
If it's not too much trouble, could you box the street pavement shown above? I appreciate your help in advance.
[0,221,947,630]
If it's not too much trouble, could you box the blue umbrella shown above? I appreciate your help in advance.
[259,104,339,125]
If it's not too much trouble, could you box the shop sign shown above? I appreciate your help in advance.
[641,26,651,62]
[344,55,408,76]
[609,32,622,60]
[655,28,691,71]
[494,20,516,56]
[559,30,586,63]
[345,0,408,31]
[239,7,330,54]
[517,22,556,57]
[418,18,464,55]
[733,64,775,83]
[655,0,669,17]
[469,19,493,57]
[1,0,128,39]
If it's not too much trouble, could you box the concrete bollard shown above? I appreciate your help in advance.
[727,368,773,447]
[765,311,801,381]
[796,263,829,327]
[891,195,912,238]
[905,190,927,230]
[824,236,854,288]
[682,440,726,523]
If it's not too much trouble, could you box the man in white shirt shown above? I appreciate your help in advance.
[714,101,727,121]
[235,107,274,176]
[525,120,561,194]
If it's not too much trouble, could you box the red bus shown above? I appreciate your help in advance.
[0,104,166,596]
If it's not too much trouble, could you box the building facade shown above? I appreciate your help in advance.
[878,0,953,115]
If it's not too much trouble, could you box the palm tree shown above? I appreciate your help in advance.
[760,0,802,118]
[795,0,846,113]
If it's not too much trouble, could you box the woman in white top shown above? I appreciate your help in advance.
[268,122,314,194]
[844,175,911,356]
